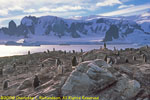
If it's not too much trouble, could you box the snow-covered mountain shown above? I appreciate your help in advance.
[0,10,150,44]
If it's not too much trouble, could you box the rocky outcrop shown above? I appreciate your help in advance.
[115,76,141,99]
[61,59,142,99]
[61,59,116,96]
[103,25,119,42]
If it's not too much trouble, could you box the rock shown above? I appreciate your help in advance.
[3,65,15,75]
[93,59,111,68]
[133,65,150,85]
[43,87,61,97]
[119,66,132,75]
[141,54,145,59]
[143,98,149,100]
[115,77,141,99]
[96,75,141,100]
[82,50,99,61]
[116,57,127,64]
[59,76,67,86]
[78,56,83,63]
[136,98,143,100]
[18,78,32,90]
[8,82,20,89]
[15,90,25,96]
[61,71,94,96]
[61,59,116,96]
[76,60,92,72]
[36,80,53,91]
[114,58,117,64]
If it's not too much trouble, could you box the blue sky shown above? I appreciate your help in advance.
[0,0,150,27]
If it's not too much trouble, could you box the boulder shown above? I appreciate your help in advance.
[92,59,111,68]
[115,77,141,99]
[133,64,150,85]
[8,82,20,89]
[18,78,32,90]
[3,65,15,75]
[78,56,83,63]
[61,59,116,96]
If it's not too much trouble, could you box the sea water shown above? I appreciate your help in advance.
[0,44,141,57]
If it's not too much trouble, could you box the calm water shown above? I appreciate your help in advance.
[0,44,141,57]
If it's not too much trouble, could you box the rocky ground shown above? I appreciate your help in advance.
[0,46,150,100]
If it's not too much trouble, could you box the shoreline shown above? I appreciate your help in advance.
[0,42,143,45]
[0,44,143,58]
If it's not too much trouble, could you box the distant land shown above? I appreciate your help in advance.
[0,10,150,45]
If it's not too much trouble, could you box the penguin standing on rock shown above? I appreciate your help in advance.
[33,75,40,89]
[0,69,3,76]
[3,80,10,90]
[55,58,62,67]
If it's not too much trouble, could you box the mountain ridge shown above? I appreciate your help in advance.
[0,11,150,44]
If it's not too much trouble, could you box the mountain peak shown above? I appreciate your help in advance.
[8,20,17,31]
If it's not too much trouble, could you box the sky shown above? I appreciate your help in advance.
[0,0,150,27]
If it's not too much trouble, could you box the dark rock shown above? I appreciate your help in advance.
[103,25,119,42]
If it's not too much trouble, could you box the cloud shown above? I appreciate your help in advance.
[0,0,123,16]
[0,6,24,16]
[100,4,150,16]
[118,4,134,9]
[96,0,122,7]
[0,11,86,26]
[51,6,83,12]
[0,0,85,16]
[39,7,50,12]
[24,9,36,13]
[0,0,149,26]
[0,9,8,16]
[8,6,24,11]
[120,0,131,3]
[39,5,83,12]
